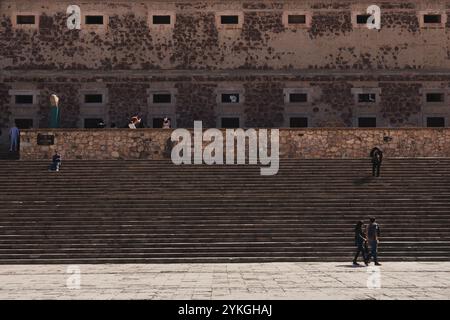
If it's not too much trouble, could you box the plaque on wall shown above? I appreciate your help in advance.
[37,134,55,146]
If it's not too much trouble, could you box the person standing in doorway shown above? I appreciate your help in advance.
[49,94,61,128]
[370,147,383,177]
[353,221,369,266]
[9,123,20,152]
[367,217,381,266]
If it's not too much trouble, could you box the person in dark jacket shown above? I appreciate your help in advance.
[370,147,383,177]
[366,217,381,265]
[49,151,62,172]
[353,221,369,266]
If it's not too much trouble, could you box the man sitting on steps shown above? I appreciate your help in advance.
[49,151,62,172]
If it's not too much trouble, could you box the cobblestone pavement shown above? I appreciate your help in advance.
[0,262,449,300]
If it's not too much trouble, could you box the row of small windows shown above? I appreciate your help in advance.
[11,91,450,105]
[10,116,447,129]
[15,13,446,27]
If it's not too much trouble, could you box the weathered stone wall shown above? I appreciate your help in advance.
[2,0,450,129]
[1,0,450,70]
[3,72,450,128]
[19,128,450,160]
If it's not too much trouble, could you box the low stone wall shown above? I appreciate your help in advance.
[19,128,450,160]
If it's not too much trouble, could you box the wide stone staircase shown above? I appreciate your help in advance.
[0,159,449,264]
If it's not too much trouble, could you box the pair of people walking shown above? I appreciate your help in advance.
[353,217,381,266]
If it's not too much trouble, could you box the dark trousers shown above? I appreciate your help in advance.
[50,160,61,171]
[353,244,368,263]
[368,240,378,263]
[372,163,381,177]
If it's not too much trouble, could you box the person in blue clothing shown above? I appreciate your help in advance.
[9,123,20,152]
[353,221,369,266]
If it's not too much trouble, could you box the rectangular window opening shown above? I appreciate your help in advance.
[358,117,377,128]
[290,117,308,128]
[221,117,240,128]
[84,118,104,129]
[14,119,33,129]
[221,93,240,103]
[84,94,103,104]
[358,93,377,103]
[15,95,34,104]
[427,117,445,127]
[426,93,444,103]
[289,93,308,103]
[288,15,306,24]
[356,15,371,24]
[221,15,239,25]
[424,14,442,24]
[17,15,36,25]
[85,15,104,25]
[153,94,172,104]
[153,15,171,25]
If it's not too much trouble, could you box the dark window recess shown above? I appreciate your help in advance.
[427,117,445,127]
[221,93,240,103]
[15,95,33,104]
[221,15,239,24]
[84,94,103,104]
[356,15,371,24]
[358,93,376,103]
[290,117,308,128]
[153,94,172,104]
[17,15,36,25]
[85,15,104,25]
[15,119,33,129]
[426,93,444,103]
[424,15,441,24]
[84,118,104,129]
[153,15,171,24]
[288,15,306,24]
[152,117,171,128]
[289,93,308,103]
[221,118,240,128]
[358,117,377,128]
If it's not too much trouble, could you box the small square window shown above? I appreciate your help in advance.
[288,15,306,24]
[290,117,308,128]
[221,15,239,25]
[153,15,171,25]
[15,95,34,104]
[85,15,104,25]
[84,94,103,104]
[16,15,36,25]
[424,14,441,24]
[358,93,376,103]
[221,93,240,103]
[356,15,371,24]
[289,93,308,103]
[426,93,444,103]
[358,117,377,127]
[221,117,240,128]
[427,117,445,127]
[153,94,172,104]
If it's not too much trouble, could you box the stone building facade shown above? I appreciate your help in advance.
[1,0,450,130]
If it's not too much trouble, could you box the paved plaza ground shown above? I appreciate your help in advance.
[0,262,449,300]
